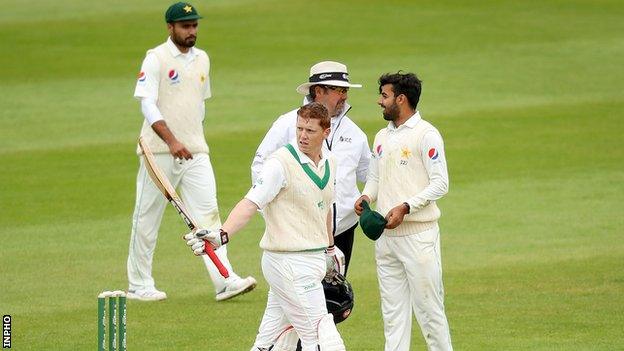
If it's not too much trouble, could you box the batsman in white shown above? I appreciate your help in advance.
[185,103,346,350]
[126,2,256,301]
[355,72,453,350]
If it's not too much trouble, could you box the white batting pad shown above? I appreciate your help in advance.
[317,314,345,351]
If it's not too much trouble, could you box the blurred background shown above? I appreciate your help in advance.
[1,0,622,349]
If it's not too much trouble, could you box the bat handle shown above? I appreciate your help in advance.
[204,242,230,278]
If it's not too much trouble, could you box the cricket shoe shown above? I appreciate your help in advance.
[216,276,257,301]
[126,288,167,301]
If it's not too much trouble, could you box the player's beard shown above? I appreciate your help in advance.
[172,33,196,48]
[382,101,400,121]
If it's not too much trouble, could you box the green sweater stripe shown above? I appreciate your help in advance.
[285,144,330,190]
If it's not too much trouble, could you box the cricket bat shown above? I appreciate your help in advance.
[138,137,229,278]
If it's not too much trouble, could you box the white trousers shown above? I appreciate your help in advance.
[252,251,327,351]
[127,153,239,292]
[376,224,453,351]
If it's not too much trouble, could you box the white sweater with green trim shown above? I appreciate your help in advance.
[137,43,210,155]
[260,147,336,252]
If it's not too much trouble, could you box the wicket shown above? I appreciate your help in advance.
[98,291,127,351]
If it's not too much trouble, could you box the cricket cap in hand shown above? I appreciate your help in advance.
[359,200,387,241]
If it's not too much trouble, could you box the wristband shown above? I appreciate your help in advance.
[219,229,229,245]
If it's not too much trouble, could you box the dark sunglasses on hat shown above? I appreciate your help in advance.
[325,86,349,94]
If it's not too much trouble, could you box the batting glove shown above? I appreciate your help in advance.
[333,246,346,276]
[183,229,228,255]
[325,245,340,280]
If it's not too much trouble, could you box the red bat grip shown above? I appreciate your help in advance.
[204,242,230,278]
[140,138,230,279]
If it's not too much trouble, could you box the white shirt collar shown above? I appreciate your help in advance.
[387,110,421,130]
[288,140,329,166]
[166,37,197,58]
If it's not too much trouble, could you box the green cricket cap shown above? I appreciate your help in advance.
[165,2,202,23]
[359,200,387,241]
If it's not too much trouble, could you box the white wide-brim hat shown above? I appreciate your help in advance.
[296,61,362,95]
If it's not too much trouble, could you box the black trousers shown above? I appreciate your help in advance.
[333,223,357,277]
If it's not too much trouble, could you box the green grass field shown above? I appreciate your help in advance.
[1,0,623,349]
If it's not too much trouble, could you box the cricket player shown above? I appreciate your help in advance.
[355,72,453,350]
[185,102,346,350]
[126,2,256,301]
[251,61,370,276]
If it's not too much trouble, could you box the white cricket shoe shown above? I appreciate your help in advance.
[216,276,257,301]
[126,288,167,301]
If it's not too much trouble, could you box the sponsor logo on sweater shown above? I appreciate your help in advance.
[168,69,180,84]
[428,148,439,160]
